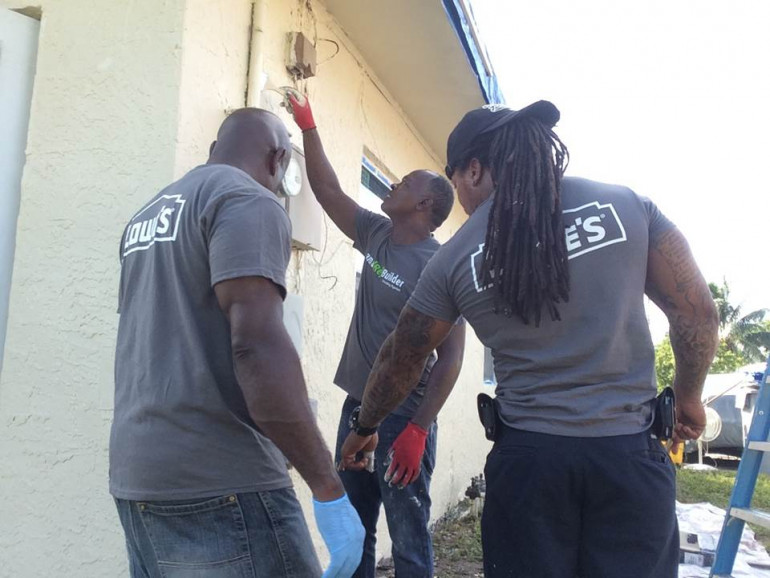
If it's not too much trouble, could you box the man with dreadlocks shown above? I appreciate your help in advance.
[340,101,719,577]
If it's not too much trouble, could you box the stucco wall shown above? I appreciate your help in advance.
[0,1,187,576]
[0,0,489,575]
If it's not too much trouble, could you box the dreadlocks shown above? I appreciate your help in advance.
[464,116,570,326]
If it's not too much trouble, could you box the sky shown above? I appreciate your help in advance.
[471,0,770,341]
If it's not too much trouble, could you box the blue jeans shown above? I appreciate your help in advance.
[335,396,437,578]
[115,489,322,578]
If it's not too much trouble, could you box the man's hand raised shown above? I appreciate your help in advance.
[286,89,316,132]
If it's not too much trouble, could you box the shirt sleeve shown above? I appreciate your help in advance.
[407,250,461,324]
[353,207,391,254]
[639,195,676,238]
[204,192,292,298]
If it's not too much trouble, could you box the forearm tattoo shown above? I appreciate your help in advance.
[648,228,718,397]
[359,309,436,427]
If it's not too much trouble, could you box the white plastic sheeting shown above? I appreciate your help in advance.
[677,501,770,577]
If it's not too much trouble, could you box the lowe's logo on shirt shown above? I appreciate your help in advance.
[123,194,186,258]
[470,201,627,292]
[563,201,627,260]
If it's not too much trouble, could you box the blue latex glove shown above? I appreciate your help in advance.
[313,493,365,577]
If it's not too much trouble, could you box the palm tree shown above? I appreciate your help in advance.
[709,280,770,363]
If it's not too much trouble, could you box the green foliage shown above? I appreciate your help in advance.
[709,280,770,363]
[655,336,675,391]
[710,341,748,374]
[656,335,752,390]
[655,279,768,389]
[432,500,484,577]
[677,470,770,547]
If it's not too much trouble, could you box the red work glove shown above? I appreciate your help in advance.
[287,90,316,132]
[385,422,428,488]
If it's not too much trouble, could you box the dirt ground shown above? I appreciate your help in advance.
[375,500,484,578]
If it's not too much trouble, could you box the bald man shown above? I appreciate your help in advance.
[111,109,364,578]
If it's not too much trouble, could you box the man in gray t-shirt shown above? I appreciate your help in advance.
[341,103,718,578]
[289,93,465,578]
[111,109,364,578]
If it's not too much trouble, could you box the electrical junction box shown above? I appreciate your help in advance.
[277,145,323,251]
[286,32,316,79]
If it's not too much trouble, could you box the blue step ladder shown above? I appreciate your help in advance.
[711,357,770,577]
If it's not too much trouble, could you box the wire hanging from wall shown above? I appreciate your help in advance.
[316,38,340,67]
[309,211,343,291]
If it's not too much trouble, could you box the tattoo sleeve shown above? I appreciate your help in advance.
[358,308,447,427]
[646,227,719,399]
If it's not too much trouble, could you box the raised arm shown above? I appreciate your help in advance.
[645,226,719,442]
[288,93,358,240]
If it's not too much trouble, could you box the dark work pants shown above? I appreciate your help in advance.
[482,426,679,578]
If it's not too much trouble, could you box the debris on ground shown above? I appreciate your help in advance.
[380,498,770,577]
[432,500,484,577]
[677,501,770,577]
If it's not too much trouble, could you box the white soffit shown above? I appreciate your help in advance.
[323,0,487,162]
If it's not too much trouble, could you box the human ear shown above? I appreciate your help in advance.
[270,147,288,177]
[470,158,484,187]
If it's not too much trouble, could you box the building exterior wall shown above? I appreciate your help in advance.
[0,1,489,575]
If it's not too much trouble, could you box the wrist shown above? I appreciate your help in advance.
[410,416,433,431]
[311,478,345,503]
[295,109,315,132]
[405,421,429,438]
[349,406,379,436]
[673,389,703,405]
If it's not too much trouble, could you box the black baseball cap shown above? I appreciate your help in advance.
[445,100,560,178]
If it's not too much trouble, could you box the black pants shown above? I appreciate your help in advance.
[482,427,678,578]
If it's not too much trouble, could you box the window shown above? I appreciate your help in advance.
[360,157,392,200]
[355,157,392,294]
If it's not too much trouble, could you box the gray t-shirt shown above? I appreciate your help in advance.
[334,209,439,417]
[110,164,293,500]
[408,177,675,437]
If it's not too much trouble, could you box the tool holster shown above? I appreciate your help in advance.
[477,393,503,442]
[652,386,676,441]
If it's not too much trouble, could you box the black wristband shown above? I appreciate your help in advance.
[348,406,378,436]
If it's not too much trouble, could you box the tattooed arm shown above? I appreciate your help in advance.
[645,226,719,441]
[338,307,455,470]
[411,323,466,430]
[359,307,456,427]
